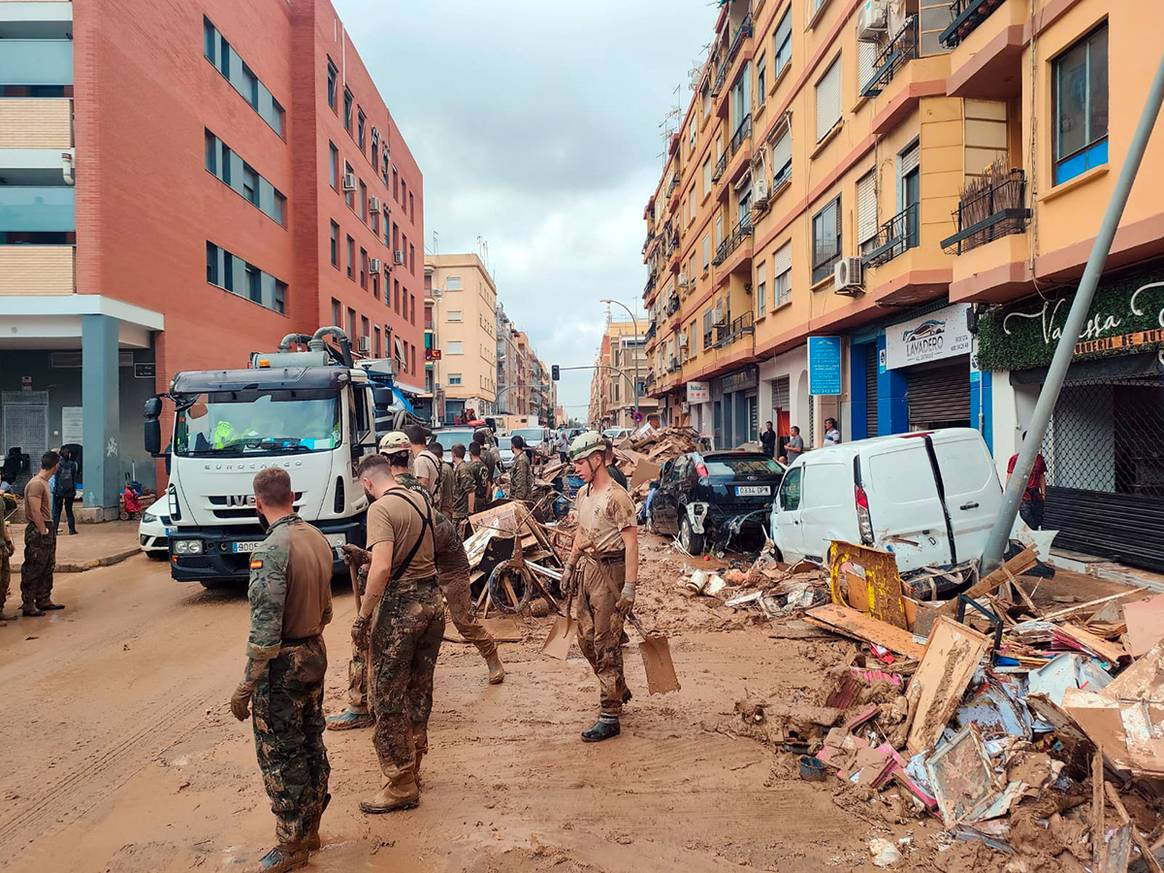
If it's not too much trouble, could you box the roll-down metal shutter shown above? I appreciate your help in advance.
[865,345,879,435]
[906,362,969,429]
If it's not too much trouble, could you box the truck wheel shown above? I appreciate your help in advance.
[199,579,232,591]
[679,515,705,556]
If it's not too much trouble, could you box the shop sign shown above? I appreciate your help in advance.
[719,366,758,394]
[977,265,1164,371]
[808,336,842,395]
[885,304,972,370]
[686,380,710,403]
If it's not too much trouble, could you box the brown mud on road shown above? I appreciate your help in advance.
[0,543,920,872]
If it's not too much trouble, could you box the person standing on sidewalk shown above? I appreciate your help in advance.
[760,422,777,459]
[1,489,16,622]
[52,447,79,536]
[784,426,805,466]
[560,431,638,743]
[1007,431,1048,530]
[21,451,61,617]
[229,467,334,873]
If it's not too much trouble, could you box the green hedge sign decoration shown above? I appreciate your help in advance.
[977,265,1164,371]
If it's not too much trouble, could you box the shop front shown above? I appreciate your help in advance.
[758,345,811,458]
[714,366,759,449]
[978,261,1164,571]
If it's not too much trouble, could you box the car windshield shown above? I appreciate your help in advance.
[433,429,476,451]
[174,389,340,457]
[511,428,544,444]
[704,456,783,479]
[603,428,625,439]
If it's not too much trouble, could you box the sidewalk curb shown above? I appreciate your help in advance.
[14,547,142,575]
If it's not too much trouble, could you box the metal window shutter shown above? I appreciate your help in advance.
[865,345,879,435]
[900,142,920,176]
[772,375,790,410]
[772,128,792,174]
[857,172,878,244]
[773,240,792,275]
[906,363,969,428]
[816,60,841,141]
[858,39,877,89]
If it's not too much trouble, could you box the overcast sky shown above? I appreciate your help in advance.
[333,0,714,421]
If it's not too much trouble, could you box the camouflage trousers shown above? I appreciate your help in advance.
[20,525,56,609]
[576,556,629,717]
[253,636,330,846]
[369,576,444,776]
[1,545,11,612]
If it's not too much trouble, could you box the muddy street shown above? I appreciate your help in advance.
[0,540,892,873]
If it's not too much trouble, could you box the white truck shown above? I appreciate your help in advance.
[144,327,389,588]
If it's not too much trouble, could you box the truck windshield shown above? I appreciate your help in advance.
[433,429,476,451]
[173,389,341,457]
[511,428,544,444]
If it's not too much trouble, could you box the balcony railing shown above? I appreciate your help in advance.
[940,0,1006,49]
[728,14,754,63]
[861,16,919,98]
[713,215,754,266]
[714,311,755,348]
[645,321,657,342]
[665,293,680,316]
[713,153,727,182]
[711,59,728,96]
[668,357,680,373]
[666,177,679,197]
[940,168,1030,255]
[729,113,752,156]
[644,272,656,296]
[862,202,919,268]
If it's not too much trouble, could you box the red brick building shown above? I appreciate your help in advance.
[0,0,423,512]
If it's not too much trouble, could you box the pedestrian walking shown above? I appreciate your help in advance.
[560,431,638,743]
[1,489,16,622]
[509,435,533,501]
[1007,432,1048,530]
[556,430,569,463]
[52,447,78,535]
[351,447,444,814]
[21,451,61,616]
[229,467,334,873]
[824,418,841,446]
[784,426,805,466]
[760,422,777,459]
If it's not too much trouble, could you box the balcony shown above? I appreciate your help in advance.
[665,293,680,317]
[728,114,752,156]
[666,177,679,198]
[667,356,680,374]
[941,168,1030,255]
[644,272,656,296]
[645,321,657,342]
[712,153,727,183]
[0,245,74,295]
[861,16,919,98]
[0,186,75,233]
[941,0,1007,49]
[713,215,753,266]
[727,14,754,63]
[713,311,754,349]
[0,40,72,87]
[711,59,728,97]
[862,203,919,268]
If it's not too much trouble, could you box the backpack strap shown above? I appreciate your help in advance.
[381,489,434,581]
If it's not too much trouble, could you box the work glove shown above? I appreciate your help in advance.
[616,581,636,616]
[559,562,578,599]
[230,680,255,722]
[351,615,371,651]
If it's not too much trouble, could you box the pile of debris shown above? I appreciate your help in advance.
[729,540,1164,870]
[622,424,703,460]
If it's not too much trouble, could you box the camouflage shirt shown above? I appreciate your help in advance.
[465,458,489,503]
[246,514,334,662]
[452,461,475,518]
[510,451,533,500]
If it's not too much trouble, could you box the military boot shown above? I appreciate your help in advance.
[581,715,621,743]
[22,604,44,617]
[325,707,373,731]
[249,842,307,873]
[359,766,420,814]
[485,651,506,685]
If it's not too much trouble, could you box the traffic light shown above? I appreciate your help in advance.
[551,364,560,381]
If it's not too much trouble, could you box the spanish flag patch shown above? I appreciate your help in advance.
[250,559,264,570]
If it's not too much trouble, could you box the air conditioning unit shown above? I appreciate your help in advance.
[357,335,372,353]
[753,177,770,201]
[678,334,688,348]
[369,196,381,213]
[857,0,888,41]
[834,257,866,294]
[393,251,405,265]
[342,173,357,191]
[369,257,382,272]
[678,272,689,288]
[712,303,724,325]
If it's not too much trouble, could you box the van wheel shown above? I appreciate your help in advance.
[679,515,705,556]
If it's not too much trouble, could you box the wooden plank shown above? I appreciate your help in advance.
[804,603,925,660]
[1103,824,1133,873]
[1093,748,1105,870]
[905,616,992,756]
[935,547,1037,617]
[1058,623,1127,664]
[1106,782,1164,873]
[1040,587,1149,622]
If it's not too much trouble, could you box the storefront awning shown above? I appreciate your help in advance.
[1010,351,1164,385]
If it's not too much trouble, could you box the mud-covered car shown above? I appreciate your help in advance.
[648,450,784,555]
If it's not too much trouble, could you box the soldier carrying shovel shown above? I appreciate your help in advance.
[559,431,638,742]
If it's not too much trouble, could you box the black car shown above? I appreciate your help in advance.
[648,450,785,555]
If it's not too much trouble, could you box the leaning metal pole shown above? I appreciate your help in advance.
[980,50,1164,572]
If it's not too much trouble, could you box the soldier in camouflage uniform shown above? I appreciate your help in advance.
[1,490,17,622]
[466,442,490,511]
[509,435,533,501]
[450,443,477,539]
[230,467,334,873]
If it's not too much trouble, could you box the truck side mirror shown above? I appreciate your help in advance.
[143,396,162,419]
[144,420,161,457]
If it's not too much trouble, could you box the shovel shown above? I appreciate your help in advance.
[540,589,575,660]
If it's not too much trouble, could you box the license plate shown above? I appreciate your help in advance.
[231,540,263,553]
[736,485,771,496]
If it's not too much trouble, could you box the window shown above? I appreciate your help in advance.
[858,35,878,93]
[357,108,366,149]
[204,129,286,225]
[347,307,356,339]
[372,270,380,300]
[448,341,464,355]
[374,325,381,357]
[392,167,398,200]
[202,17,283,137]
[688,187,696,224]
[702,234,710,269]
[329,221,339,267]
[343,162,354,208]
[409,243,416,274]
[360,248,368,289]
[446,275,462,291]
[757,53,767,102]
[331,298,341,326]
[359,180,367,220]
[810,0,828,20]
[773,8,792,78]
[346,235,355,279]
[329,142,338,189]
[1054,25,1108,186]
[205,241,287,313]
[816,56,842,142]
[812,197,842,282]
[730,64,751,132]
[756,262,767,317]
[409,192,415,221]
[361,315,370,346]
[703,157,712,195]
[448,373,463,386]
[857,170,878,252]
[773,241,792,307]
[448,310,463,322]
[772,122,792,187]
[343,89,353,131]
[326,59,338,110]
[778,465,801,510]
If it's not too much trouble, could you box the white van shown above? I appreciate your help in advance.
[769,428,1002,574]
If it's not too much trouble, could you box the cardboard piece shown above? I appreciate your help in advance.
[1104,639,1164,703]
[1063,689,1164,777]
[828,541,909,630]
[927,725,997,829]
[906,616,992,755]
[1123,594,1164,659]
[628,457,661,492]
[805,603,926,660]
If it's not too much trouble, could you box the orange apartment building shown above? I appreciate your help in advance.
[0,0,422,514]
[643,0,1164,570]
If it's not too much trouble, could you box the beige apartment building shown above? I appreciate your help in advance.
[588,318,660,429]
[425,253,497,422]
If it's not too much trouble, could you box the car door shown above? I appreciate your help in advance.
[771,464,805,562]
[650,458,681,534]
[796,462,857,563]
[930,431,1003,564]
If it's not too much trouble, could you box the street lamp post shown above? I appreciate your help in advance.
[599,298,641,427]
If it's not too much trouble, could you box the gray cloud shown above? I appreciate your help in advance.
[334,0,713,417]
